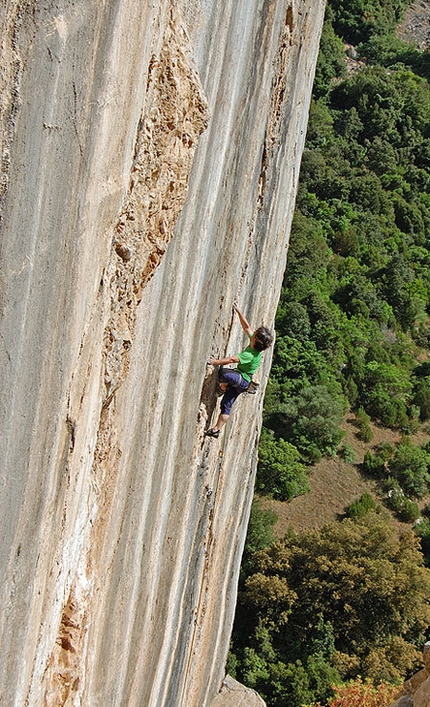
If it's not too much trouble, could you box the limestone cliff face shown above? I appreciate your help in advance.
[0,1,325,705]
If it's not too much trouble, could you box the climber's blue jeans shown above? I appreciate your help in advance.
[218,368,249,416]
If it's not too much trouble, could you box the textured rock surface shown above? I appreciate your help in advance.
[209,675,267,706]
[0,0,325,705]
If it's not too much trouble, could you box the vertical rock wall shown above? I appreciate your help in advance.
[0,0,325,705]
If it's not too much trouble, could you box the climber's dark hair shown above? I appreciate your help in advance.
[253,326,274,351]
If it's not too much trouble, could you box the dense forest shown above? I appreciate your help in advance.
[230,1,430,705]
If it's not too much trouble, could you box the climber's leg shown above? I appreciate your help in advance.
[205,376,247,438]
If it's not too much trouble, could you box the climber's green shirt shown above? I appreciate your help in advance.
[237,337,262,382]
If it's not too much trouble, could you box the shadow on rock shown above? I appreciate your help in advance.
[200,367,220,426]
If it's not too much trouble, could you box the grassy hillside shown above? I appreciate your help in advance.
[263,414,430,537]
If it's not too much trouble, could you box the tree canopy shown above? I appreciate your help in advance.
[232,515,430,706]
[233,1,430,704]
[256,0,430,505]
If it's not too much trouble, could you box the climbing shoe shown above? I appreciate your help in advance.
[246,380,260,395]
[205,428,220,438]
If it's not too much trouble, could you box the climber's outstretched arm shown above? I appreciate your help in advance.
[208,354,239,366]
[233,302,253,337]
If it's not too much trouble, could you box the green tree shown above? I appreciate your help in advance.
[360,32,426,75]
[355,407,373,442]
[386,479,421,523]
[234,514,430,706]
[241,498,277,579]
[257,428,310,501]
[313,10,347,100]
[267,385,346,461]
[388,441,430,498]
[412,362,430,421]
[362,451,386,479]
[329,0,409,44]
[362,360,412,427]
[306,100,336,148]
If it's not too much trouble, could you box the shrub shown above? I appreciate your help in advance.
[388,442,430,499]
[313,12,347,100]
[346,492,377,520]
[399,499,420,523]
[306,677,400,707]
[355,408,373,442]
[329,0,410,44]
[376,442,395,462]
[357,423,373,442]
[338,444,357,464]
[386,479,420,522]
[386,479,406,514]
[360,33,424,73]
[362,451,386,479]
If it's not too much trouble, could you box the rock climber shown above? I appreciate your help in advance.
[205,302,274,438]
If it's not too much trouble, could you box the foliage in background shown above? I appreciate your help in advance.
[234,1,430,705]
[240,498,278,579]
[345,491,379,520]
[306,678,400,707]
[232,514,430,707]
[328,0,410,44]
[256,428,310,500]
[256,0,430,509]
[361,439,430,520]
[415,513,430,566]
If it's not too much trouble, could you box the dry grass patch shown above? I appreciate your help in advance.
[261,415,430,538]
